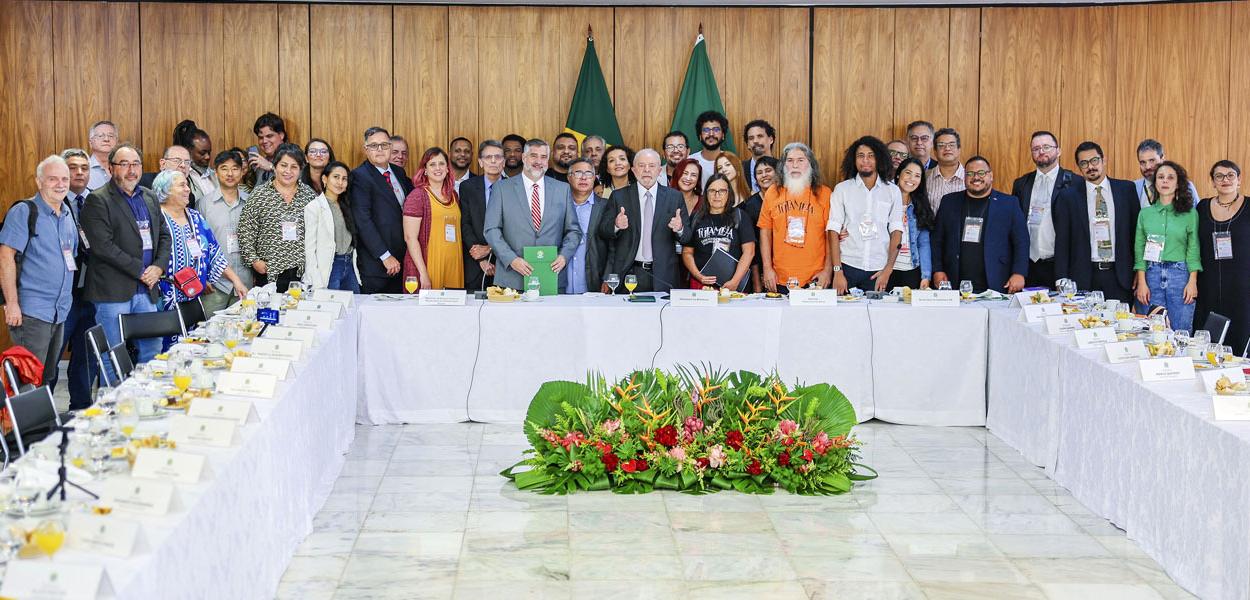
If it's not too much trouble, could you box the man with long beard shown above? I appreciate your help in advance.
[756,143,833,292]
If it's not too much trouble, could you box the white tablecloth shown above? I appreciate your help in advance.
[356,295,995,426]
[35,309,359,599]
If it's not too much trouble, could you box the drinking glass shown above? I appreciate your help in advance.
[937,280,952,290]
[0,525,24,561]
[1060,279,1078,300]
[786,277,800,291]
[115,396,138,438]
[1192,329,1212,347]
[959,280,973,299]
[1222,345,1235,363]
[1149,314,1166,332]
[404,276,419,294]
[1087,290,1105,306]
[287,281,305,300]
[223,324,242,351]
[624,275,638,298]
[173,367,192,392]
[1206,343,1224,367]
[605,273,620,295]
[31,520,64,559]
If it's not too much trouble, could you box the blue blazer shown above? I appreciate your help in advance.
[931,189,1030,292]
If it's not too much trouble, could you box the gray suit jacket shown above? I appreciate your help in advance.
[483,174,582,290]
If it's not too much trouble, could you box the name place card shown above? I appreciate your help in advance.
[1105,340,1150,364]
[295,299,344,317]
[1213,395,1250,420]
[230,356,291,380]
[312,288,354,307]
[67,513,140,558]
[249,337,303,361]
[1044,314,1084,335]
[188,397,257,426]
[263,325,315,348]
[418,289,468,306]
[131,448,205,484]
[100,479,175,516]
[788,289,838,306]
[1199,367,1247,394]
[280,309,332,331]
[1074,326,1117,349]
[910,290,960,307]
[167,415,236,448]
[1,562,105,600]
[215,372,278,399]
[1022,302,1064,323]
[669,289,718,307]
[1139,357,1196,382]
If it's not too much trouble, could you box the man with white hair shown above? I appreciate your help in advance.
[757,142,833,292]
[86,120,118,191]
[0,155,80,385]
[599,147,687,293]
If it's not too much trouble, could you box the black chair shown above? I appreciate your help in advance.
[1201,312,1231,346]
[85,325,115,387]
[118,309,185,345]
[1,358,31,397]
[177,298,207,331]
[3,386,59,456]
[107,343,135,381]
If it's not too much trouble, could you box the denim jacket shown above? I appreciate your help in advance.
[905,202,932,281]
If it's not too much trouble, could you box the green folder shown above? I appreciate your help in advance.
[523,245,559,296]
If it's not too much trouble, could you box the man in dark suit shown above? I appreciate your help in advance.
[1010,131,1078,289]
[138,145,197,209]
[460,140,507,291]
[350,127,414,294]
[599,148,688,293]
[1054,141,1140,303]
[80,144,172,381]
[560,158,609,293]
[932,156,1029,294]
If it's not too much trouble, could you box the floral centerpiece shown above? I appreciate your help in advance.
[502,366,874,495]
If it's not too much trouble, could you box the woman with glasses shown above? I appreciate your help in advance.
[1196,160,1249,352]
[1134,160,1201,332]
[301,139,335,195]
[238,143,316,291]
[682,174,756,291]
[402,148,463,291]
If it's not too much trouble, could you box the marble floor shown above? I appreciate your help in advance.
[277,421,1193,600]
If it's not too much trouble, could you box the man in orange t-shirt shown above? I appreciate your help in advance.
[757,142,833,291]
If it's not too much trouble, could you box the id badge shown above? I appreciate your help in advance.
[227,233,240,253]
[444,224,457,243]
[1028,204,1046,227]
[1143,234,1165,262]
[785,215,807,246]
[139,222,153,250]
[858,213,878,240]
[962,216,983,243]
[186,237,204,257]
[77,227,90,250]
[281,220,298,241]
[1214,231,1233,260]
[1092,219,1112,243]
[63,246,77,271]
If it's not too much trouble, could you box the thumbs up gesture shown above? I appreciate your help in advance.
[668,209,683,232]
[614,206,629,230]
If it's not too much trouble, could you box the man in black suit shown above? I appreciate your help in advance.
[350,126,414,294]
[1011,131,1078,289]
[599,148,688,293]
[1053,141,1140,303]
[80,144,172,381]
[138,145,197,209]
[560,157,609,294]
[460,140,507,291]
[932,156,1030,294]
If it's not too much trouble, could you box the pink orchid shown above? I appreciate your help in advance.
[601,419,622,435]
[708,445,727,468]
[778,419,799,436]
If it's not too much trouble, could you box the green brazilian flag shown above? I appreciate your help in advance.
[564,34,624,147]
[670,33,735,154]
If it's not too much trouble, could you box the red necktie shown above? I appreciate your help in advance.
[530,183,541,231]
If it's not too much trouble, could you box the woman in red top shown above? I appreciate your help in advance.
[402,148,463,290]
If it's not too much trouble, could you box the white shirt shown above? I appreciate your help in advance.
[634,181,661,262]
[453,170,471,194]
[1028,166,1058,262]
[522,173,546,224]
[87,155,111,191]
[693,152,717,188]
[1086,177,1116,261]
[826,175,904,271]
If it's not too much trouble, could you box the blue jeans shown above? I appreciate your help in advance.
[94,292,161,385]
[1141,261,1196,333]
[50,297,98,409]
[327,254,361,293]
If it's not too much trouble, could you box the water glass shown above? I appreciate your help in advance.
[937,280,952,290]
[959,280,973,298]
[605,273,620,295]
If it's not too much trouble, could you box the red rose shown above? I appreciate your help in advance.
[803,449,814,462]
[621,458,650,473]
[747,460,763,475]
[695,457,710,469]
[725,430,744,450]
[595,441,613,453]
[635,459,649,472]
[601,452,619,472]
[654,425,679,447]
[778,452,791,466]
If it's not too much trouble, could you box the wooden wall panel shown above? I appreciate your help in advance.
[978,7,1063,184]
[1111,3,1151,184]
[310,4,393,168]
[393,6,449,157]
[0,1,55,207]
[1058,6,1116,176]
[52,2,140,156]
[222,6,281,154]
[278,4,311,145]
[446,8,479,149]
[776,9,811,147]
[1229,0,1250,188]
[947,8,981,157]
[892,8,950,141]
[812,8,895,174]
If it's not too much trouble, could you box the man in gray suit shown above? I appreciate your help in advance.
[484,139,582,291]
[599,148,688,293]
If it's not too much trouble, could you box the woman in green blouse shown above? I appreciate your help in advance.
[1134,160,1201,332]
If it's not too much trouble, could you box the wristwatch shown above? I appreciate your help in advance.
[831,265,842,272]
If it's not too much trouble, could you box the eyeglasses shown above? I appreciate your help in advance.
[700,127,722,135]
[162,157,190,167]
[571,170,595,178]
[91,133,117,141]
[888,150,909,160]
[663,144,687,151]
[1030,144,1057,154]
[907,135,931,143]
[707,188,730,197]
[110,161,142,170]
[935,142,959,150]
[1214,172,1240,182]
[966,169,991,178]
[364,142,392,151]
[480,154,503,161]
[1077,156,1104,169]
[307,148,330,156]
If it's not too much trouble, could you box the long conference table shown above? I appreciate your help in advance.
[356,293,1248,600]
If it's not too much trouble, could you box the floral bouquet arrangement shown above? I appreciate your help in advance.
[502,366,875,495]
